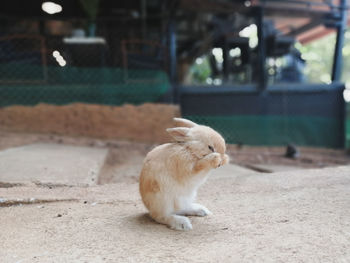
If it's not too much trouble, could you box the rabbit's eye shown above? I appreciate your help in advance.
[208,145,214,152]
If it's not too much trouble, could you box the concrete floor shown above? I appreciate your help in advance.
[0,143,108,186]
[0,143,349,262]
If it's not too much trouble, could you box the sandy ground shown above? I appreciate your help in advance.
[1,132,350,262]
[0,165,350,262]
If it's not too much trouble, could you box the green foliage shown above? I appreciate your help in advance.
[341,31,350,83]
[189,56,211,84]
[295,33,336,83]
[295,30,350,84]
[189,30,350,85]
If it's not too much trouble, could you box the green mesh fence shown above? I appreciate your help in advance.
[0,64,170,106]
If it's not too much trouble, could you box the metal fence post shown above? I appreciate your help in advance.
[168,19,177,103]
[256,6,267,91]
[331,0,348,82]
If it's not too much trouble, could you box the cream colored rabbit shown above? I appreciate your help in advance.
[139,118,229,230]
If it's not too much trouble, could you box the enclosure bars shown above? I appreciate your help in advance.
[255,6,267,91]
[331,0,348,82]
[166,0,178,104]
[168,19,177,102]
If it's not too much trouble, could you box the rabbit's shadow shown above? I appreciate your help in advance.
[135,213,154,225]
[127,213,158,227]
[125,213,177,232]
[125,213,207,235]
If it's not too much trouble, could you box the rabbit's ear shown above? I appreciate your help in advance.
[173,118,198,128]
[166,127,191,141]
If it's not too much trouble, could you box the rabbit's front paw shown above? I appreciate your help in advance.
[208,152,221,168]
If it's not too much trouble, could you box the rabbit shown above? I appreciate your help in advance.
[139,117,229,230]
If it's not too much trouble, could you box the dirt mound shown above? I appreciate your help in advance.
[0,103,180,143]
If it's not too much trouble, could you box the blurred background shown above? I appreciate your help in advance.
[0,0,349,151]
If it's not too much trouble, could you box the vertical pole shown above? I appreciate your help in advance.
[256,6,267,91]
[331,0,347,82]
[168,19,177,103]
[222,37,229,83]
[141,0,147,40]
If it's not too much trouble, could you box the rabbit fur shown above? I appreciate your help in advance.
[139,118,229,230]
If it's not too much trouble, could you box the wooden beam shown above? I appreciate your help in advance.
[264,6,331,19]
[286,19,323,36]
[298,28,335,44]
